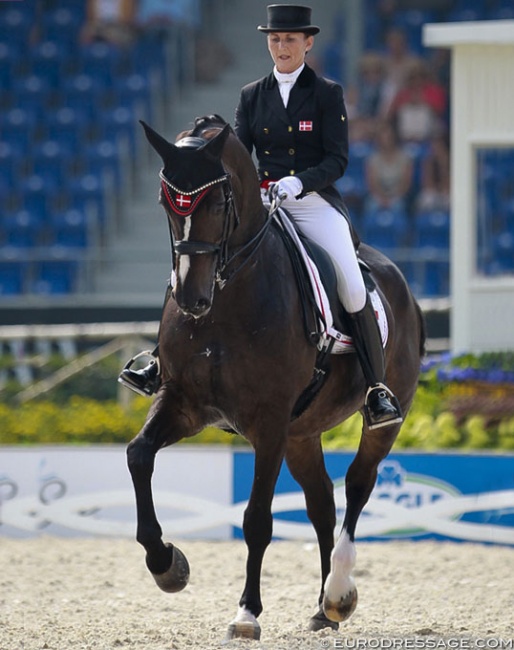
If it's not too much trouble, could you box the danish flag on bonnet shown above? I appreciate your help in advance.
[299,121,313,131]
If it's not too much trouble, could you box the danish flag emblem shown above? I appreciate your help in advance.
[175,194,191,209]
[299,121,313,131]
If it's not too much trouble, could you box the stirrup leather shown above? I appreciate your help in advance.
[363,383,403,430]
[118,350,161,397]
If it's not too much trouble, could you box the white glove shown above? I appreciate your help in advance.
[271,176,303,201]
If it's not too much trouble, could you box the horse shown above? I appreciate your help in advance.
[126,115,426,641]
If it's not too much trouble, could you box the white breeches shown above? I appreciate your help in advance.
[263,190,367,313]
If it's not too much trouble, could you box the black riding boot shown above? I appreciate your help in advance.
[348,296,403,430]
[118,348,161,397]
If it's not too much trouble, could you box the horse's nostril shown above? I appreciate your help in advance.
[192,298,211,316]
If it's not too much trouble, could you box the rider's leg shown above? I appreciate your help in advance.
[118,346,161,396]
[281,192,402,429]
[118,280,173,396]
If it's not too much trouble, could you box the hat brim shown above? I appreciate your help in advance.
[257,24,320,35]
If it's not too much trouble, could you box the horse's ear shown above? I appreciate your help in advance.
[202,123,230,161]
[140,120,176,163]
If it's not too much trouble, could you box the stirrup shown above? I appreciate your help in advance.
[117,350,161,397]
[363,383,403,430]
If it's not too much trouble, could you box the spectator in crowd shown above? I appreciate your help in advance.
[387,58,447,142]
[380,27,419,112]
[357,53,388,119]
[364,120,413,213]
[80,0,137,46]
[416,130,450,213]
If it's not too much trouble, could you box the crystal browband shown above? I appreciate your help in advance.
[159,169,230,196]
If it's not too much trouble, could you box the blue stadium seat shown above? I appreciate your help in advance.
[491,231,514,273]
[40,7,82,48]
[29,41,71,88]
[78,42,122,85]
[2,209,44,248]
[66,174,109,226]
[62,74,107,120]
[362,205,409,251]
[393,10,437,53]
[32,248,80,294]
[0,108,38,151]
[0,7,32,48]
[96,106,138,156]
[413,210,450,250]
[0,141,25,186]
[15,74,53,118]
[403,140,430,189]
[44,107,91,151]
[423,260,450,297]
[84,139,124,187]
[49,209,95,249]
[0,243,31,293]
[30,140,75,187]
[18,174,56,220]
[0,43,18,89]
[113,74,153,121]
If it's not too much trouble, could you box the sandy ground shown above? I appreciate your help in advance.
[0,538,512,650]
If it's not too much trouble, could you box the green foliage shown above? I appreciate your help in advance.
[1,351,513,449]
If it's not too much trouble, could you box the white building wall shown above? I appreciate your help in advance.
[424,21,514,353]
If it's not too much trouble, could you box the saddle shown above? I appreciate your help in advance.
[272,207,385,419]
[272,208,380,349]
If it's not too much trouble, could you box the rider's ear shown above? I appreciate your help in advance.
[140,120,176,163]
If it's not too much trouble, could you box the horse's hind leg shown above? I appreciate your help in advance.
[323,423,401,623]
[285,437,339,632]
[126,389,192,593]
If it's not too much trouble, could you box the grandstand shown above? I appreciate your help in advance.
[0,0,512,321]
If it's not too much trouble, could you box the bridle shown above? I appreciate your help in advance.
[159,136,272,289]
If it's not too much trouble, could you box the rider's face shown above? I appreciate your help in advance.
[267,32,313,74]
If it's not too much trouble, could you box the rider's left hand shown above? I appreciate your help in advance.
[270,176,303,201]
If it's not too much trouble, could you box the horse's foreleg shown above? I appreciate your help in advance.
[126,394,191,593]
[225,434,286,642]
[285,437,338,632]
[323,424,401,623]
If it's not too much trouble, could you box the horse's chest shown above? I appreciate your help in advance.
[169,330,231,393]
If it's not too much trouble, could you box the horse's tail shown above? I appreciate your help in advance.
[415,300,427,359]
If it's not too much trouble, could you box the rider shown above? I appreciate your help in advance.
[119,4,402,430]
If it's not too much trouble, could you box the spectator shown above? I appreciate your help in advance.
[387,58,447,143]
[80,0,137,47]
[357,52,388,117]
[416,131,450,213]
[365,120,413,213]
[381,27,419,113]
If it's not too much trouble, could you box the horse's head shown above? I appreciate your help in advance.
[142,116,245,318]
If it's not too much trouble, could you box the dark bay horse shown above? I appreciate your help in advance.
[127,115,425,641]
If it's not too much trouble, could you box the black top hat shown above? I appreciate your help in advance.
[258,5,320,35]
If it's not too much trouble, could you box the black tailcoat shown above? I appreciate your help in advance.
[235,64,350,214]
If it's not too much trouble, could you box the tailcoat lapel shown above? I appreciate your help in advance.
[263,72,290,125]
[286,65,316,116]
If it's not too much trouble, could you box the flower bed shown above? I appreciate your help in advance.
[1,352,513,449]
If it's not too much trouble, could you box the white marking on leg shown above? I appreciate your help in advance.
[324,530,356,602]
[230,606,258,627]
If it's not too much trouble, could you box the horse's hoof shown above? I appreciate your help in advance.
[223,621,261,643]
[150,544,190,593]
[308,608,340,632]
[323,587,358,623]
